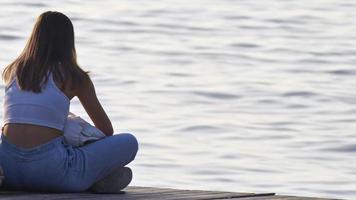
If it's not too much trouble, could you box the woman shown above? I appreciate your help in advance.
[0,11,138,193]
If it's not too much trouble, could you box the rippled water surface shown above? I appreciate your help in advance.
[0,1,356,199]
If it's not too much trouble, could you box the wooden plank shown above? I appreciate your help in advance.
[0,186,268,200]
[120,186,257,200]
[226,195,341,200]
[0,186,337,200]
[103,187,261,200]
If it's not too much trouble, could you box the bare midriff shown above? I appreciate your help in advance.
[2,123,63,149]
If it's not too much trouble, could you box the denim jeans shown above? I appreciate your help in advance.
[0,132,138,192]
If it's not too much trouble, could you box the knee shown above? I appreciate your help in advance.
[120,133,138,161]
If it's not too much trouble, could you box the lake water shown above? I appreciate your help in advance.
[0,0,355,199]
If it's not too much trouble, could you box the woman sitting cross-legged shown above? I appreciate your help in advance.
[0,11,138,193]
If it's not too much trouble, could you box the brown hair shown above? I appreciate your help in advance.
[2,11,89,93]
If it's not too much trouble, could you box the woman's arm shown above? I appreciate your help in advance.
[75,76,114,136]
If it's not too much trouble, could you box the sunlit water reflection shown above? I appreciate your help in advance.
[0,1,355,199]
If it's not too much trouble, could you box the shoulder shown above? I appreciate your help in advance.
[4,72,17,90]
[53,64,91,95]
[73,73,95,97]
[78,73,93,89]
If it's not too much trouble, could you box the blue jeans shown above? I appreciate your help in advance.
[0,132,138,192]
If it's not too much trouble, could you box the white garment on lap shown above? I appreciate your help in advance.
[63,112,106,147]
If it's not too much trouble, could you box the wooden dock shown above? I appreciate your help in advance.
[0,186,341,200]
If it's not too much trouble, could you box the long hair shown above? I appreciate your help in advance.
[2,11,89,93]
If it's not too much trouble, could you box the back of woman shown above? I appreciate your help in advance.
[3,64,72,148]
[0,11,138,193]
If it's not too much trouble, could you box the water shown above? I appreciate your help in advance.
[0,0,356,199]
